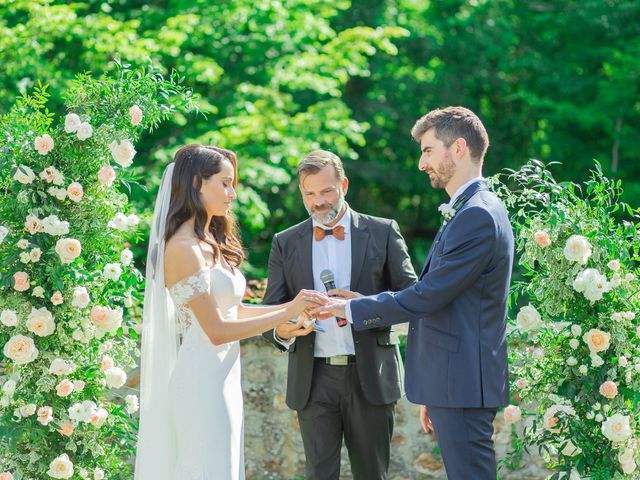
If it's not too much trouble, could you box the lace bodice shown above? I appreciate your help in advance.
[168,265,246,337]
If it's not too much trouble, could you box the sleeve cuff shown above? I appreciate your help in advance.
[274,329,295,349]
[345,300,354,324]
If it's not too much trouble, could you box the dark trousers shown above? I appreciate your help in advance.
[427,406,498,480]
[297,361,395,480]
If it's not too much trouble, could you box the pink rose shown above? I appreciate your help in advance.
[97,166,116,186]
[503,405,522,424]
[66,182,84,202]
[599,380,618,399]
[13,271,29,291]
[58,421,74,437]
[34,134,54,155]
[56,379,74,397]
[515,378,527,389]
[534,230,551,248]
[129,105,143,126]
[100,355,114,372]
[91,306,109,326]
[0,472,14,480]
[51,291,64,306]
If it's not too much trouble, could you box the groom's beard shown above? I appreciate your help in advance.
[428,151,456,189]
[307,193,345,225]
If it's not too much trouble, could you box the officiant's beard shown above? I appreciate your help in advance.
[307,193,346,225]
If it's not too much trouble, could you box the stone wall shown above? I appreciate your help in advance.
[241,338,551,480]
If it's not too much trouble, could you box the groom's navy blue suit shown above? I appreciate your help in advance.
[348,180,513,479]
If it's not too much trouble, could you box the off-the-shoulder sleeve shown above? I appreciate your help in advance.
[168,268,211,306]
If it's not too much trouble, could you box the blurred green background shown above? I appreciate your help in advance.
[2,0,639,278]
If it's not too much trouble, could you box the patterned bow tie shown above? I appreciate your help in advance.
[313,225,345,241]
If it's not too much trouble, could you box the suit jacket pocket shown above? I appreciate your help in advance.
[422,325,460,353]
[376,329,400,346]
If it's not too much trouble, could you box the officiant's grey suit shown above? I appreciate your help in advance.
[262,209,416,479]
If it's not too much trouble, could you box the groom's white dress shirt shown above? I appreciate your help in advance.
[276,208,355,357]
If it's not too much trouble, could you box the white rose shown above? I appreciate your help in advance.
[601,414,632,442]
[573,268,610,302]
[625,273,635,282]
[50,290,63,306]
[517,304,542,332]
[43,215,70,236]
[103,263,122,282]
[90,407,108,428]
[19,403,36,417]
[64,113,81,133]
[566,356,577,366]
[532,348,544,360]
[47,453,74,479]
[71,286,90,308]
[32,286,45,298]
[543,404,576,433]
[66,182,84,202]
[49,358,75,376]
[595,414,604,422]
[125,394,139,414]
[0,310,18,327]
[30,247,42,262]
[34,134,54,155]
[126,214,140,227]
[3,335,39,364]
[563,235,592,264]
[578,365,588,375]
[608,259,621,271]
[76,122,93,141]
[55,238,82,264]
[0,226,8,244]
[108,212,129,231]
[105,367,127,388]
[569,339,579,350]
[14,165,36,184]
[109,139,136,167]
[39,166,62,184]
[24,214,43,234]
[17,239,29,249]
[619,356,628,367]
[74,380,85,392]
[48,187,67,200]
[120,248,133,266]
[26,307,56,337]
[591,354,604,367]
[19,252,30,264]
[618,447,637,474]
[2,379,16,395]
[610,273,622,288]
[94,468,105,480]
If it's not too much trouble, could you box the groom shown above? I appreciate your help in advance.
[320,107,514,479]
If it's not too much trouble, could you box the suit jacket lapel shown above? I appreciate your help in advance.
[349,210,369,289]
[295,219,315,290]
[419,180,489,279]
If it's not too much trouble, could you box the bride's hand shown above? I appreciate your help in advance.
[286,289,328,319]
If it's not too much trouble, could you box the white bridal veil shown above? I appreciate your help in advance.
[135,163,177,480]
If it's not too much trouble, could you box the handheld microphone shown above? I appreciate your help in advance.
[319,269,347,327]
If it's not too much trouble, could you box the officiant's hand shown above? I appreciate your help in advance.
[420,405,433,433]
[286,289,328,320]
[327,288,363,299]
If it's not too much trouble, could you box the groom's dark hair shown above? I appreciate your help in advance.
[296,150,345,182]
[411,106,489,164]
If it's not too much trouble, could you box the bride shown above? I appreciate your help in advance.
[135,145,326,480]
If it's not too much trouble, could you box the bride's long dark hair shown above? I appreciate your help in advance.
[164,144,245,267]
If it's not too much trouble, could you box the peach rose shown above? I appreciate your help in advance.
[13,271,29,291]
[3,334,39,364]
[34,134,54,155]
[58,421,74,437]
[51,290,64,306]
[37,406,54,426]
[24,214,44,234]
[129,104,143,126]
[29,247,42,262]
[66,182,84,202]
[97,166,116,186]
[100,355,114,372]
[0,472,14,480]
[56,379,74,397]
[503,405,522,424]
[582,328,610,354]
[534,230,551,248]
[55,238,82,264]
[599,380,618,399]
[91,306,109,326]
[90,407,108,427]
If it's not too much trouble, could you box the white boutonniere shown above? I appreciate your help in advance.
[438,203,457,222]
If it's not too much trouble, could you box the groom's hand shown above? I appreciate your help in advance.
[420,405,433,433]
[313,298,347,320]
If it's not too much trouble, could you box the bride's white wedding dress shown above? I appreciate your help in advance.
[167,264,247,480]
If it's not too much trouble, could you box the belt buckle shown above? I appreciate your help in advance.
[330,355,349,366]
